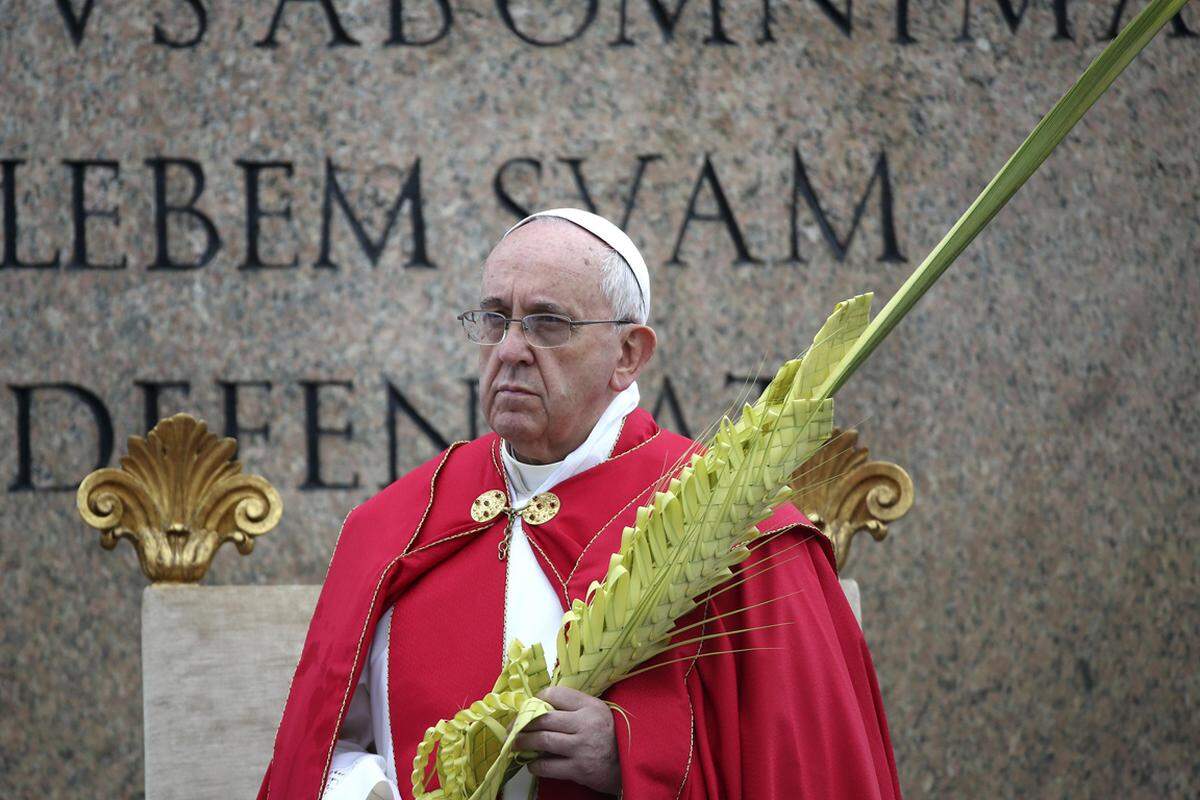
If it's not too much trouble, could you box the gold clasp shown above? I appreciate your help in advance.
[470,490,562,560]
[471,490,508,523]
[497,512,516,561]
[519,492,561,525]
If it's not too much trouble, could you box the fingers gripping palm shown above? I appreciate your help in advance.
[513,687,622,795]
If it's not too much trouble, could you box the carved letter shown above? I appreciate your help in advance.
[299,380,360,490]
[894,0,916,43]
[236,160,298,270]
[813,0,852,37]
[386,0,453,46]
[218,380,273,455]
[558,154,663,229]
[1105,0,1195,39]
[957,0,1074,39]
[463,377,480,441]
[758,0,776,42]
[384,380,450,484]
[63,159,127,270]
[725,371,772,395]
[1,160,60,270]
[317,158,434,270]
[611,0,735,45]
[669,154,762,267]
[154,0,208,48]
[54,0,98,46]
[146,157,221,270]
[651,377,692,437]
[8,383,113,492]
[134,380,192,433]
[958,0,1029,39]
[494,157,543,221]
[256,0,362,47]
[496,0,598,46]
[789,148,905,264]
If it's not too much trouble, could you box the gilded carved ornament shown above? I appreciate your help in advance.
[76,413,282,583]
[789,428,914,572]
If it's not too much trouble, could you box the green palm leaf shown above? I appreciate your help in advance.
[409,3,1189,796]
[821,0,1192,398]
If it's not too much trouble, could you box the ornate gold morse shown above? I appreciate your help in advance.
[520,492,561,525]
[76,413,283,583]
[470,490,561,525]
[789,428,914,571]
[471,489,562,561]
[472,490,508,522]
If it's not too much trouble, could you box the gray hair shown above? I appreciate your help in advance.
[600,248,649,325]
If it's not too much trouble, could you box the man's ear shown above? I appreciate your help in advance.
[610,325,657,392]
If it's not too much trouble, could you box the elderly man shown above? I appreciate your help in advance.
[258,209,901,800]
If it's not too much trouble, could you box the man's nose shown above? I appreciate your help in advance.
[495,319,534,364]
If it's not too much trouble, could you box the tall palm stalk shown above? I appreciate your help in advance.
[411,2,1191,797]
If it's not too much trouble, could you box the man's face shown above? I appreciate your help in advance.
[477,220,627,464]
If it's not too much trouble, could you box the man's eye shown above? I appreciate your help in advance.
[529,315,567,329]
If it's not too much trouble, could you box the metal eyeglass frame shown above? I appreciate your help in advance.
[456,310,636,349]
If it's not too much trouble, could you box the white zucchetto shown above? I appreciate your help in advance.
[502,207,651,320]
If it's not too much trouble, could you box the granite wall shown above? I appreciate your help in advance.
[2,1,1198,797]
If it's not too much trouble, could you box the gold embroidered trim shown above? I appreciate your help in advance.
[490,437,506,486]
[486,439,519,669]
[756,521,805,539]
[525,530,570,602]
[383,599,396,797]
[405,521,493,557]
[402,441,468,556]
[318,440,467,794]
[564,490,640,591]
[663,523,822,796]
[674,591,712,797]
[563,433,673,590]
[324,507,359,574]
[603,427,663,465]
[604,411,630,460]
[264,506,356,800]
[674,688,697,800]
[319,553,405,795]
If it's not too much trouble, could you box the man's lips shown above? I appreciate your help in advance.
[494,385,537,396]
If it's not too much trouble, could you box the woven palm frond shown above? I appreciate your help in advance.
[411,640,552,800]
[554,293,872,696]
[411,295,872,799]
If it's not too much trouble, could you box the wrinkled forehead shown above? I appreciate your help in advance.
[478,219,609,312]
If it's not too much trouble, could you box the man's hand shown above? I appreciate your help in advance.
[513,686,622,795]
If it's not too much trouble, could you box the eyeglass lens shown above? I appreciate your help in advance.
[462,312,573,348]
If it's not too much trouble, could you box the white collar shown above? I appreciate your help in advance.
[500,382,640,504]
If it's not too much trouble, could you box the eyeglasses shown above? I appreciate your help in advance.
[457,310,634,349]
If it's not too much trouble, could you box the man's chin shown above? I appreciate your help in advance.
[489,412,542,445]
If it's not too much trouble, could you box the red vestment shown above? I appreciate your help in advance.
[258,408,902,800]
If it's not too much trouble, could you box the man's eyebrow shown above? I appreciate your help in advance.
[524,299,575,316]
[478,297,577,316]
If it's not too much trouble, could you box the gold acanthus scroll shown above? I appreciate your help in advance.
[789,428,914,572]
[76,413,283,583]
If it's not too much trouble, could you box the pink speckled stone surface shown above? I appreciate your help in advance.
[2,2,1198,798]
